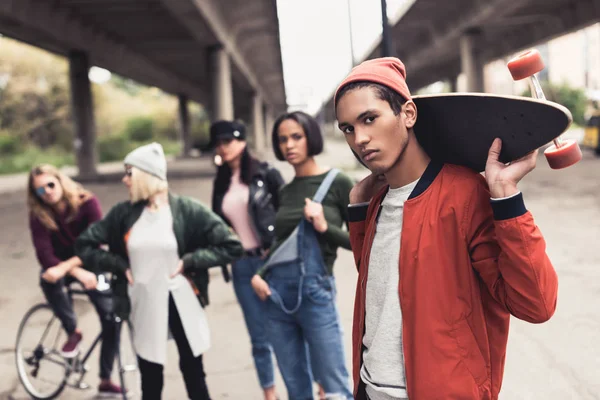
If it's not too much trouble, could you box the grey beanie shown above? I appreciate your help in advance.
[124,142,167,180]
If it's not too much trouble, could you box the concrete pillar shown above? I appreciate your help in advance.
[460,29,485,92]
[68,50,97,178]
[210,46,234,120]
[252,94,265,153]
[264,106,275,149]
[177,94,192,156]
[449,76,458,92]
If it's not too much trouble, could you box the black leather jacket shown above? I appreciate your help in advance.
[212,159,284,251]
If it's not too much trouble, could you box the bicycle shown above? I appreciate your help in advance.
[15,275,138,400]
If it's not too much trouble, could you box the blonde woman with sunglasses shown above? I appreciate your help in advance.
[27,164,124,396]
[76,143,243,400]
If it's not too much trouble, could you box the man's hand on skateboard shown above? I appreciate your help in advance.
[485,138,537,198]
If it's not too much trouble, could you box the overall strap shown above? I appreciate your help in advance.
[312,168,340,204]
[267,169,340,315]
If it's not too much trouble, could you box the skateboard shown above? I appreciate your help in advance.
[412,49,582,172]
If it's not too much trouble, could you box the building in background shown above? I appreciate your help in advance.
[476,23,600,98]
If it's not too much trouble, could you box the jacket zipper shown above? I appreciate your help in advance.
[247,192,262,248]
[247,180,267,250]
[398,200,410,399]
[399,207,409,396]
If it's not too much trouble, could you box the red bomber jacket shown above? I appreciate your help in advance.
[347,162,558,399]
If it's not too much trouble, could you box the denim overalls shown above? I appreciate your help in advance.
[263,169,352,400]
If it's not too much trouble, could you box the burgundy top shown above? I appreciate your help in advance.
[29,196,103,270]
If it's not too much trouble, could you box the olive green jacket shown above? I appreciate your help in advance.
[75,193,243,318]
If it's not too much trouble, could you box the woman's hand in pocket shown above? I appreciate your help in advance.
[251,275,271,301]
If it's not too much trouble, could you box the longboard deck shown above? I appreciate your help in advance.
[412,93,572,172]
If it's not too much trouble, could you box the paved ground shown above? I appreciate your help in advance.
[0,138,599,399]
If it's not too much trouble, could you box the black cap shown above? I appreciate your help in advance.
[209,120,246,149]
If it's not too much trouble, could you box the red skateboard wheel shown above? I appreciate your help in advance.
[544,139,582,169]
[507,49,545,81]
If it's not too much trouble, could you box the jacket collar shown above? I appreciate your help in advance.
[250,159,269,180]
[408,160,444,200]
[168,192,180,217]
[134,193,180,214]
[370,160,444,211]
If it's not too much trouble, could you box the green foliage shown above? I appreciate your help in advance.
[97,135,132,163]
[0,146,74,174]
[0,38,73,151]
[522,81,587,125]
[0,131,22,154]
[97,134,181,163]
[160,140,182,156]
[0,36,209,174]
[110,75,145,96]
[189,103,210,147]
[123,116,155,142]
[149,111,177,141]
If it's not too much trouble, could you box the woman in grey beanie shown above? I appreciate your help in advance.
[76,142,243,400]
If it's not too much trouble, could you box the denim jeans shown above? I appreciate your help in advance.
[40,275,120,380]
[232,255,275,389]
[265,220,352,400]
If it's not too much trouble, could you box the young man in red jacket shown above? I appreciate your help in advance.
[334,57,558,400]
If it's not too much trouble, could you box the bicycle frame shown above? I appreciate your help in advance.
[67,330,103,390]
[17,281,134,400]
[69,287,133,400]
[64,314,131,400]
[65,287,109,389]
[79,332,103,366]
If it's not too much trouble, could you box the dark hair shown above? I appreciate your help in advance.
[335,81,406,117]
[213,145,258,195]
[271,111,324,161]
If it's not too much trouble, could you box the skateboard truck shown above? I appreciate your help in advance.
[507,49,582,169]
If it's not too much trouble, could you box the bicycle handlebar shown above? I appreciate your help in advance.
[67,274,111,296]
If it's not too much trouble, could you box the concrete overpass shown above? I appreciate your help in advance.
[319,0,600,123]
[0,0,286,177]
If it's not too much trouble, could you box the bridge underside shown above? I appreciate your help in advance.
[0,0,286,175]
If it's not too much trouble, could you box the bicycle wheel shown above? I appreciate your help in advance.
[15,303,69,399]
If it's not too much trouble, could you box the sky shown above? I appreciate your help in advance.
[276,0,412,114]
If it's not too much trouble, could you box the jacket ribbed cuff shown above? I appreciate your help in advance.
[490,192,527,220]
[348,203,369,222]
[182,254,194,271]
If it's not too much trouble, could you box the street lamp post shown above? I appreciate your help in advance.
[347,0,356,67]
[381,0,393,57]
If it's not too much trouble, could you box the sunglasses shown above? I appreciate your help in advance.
[124,167,132,177]
[35,181,56,197]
